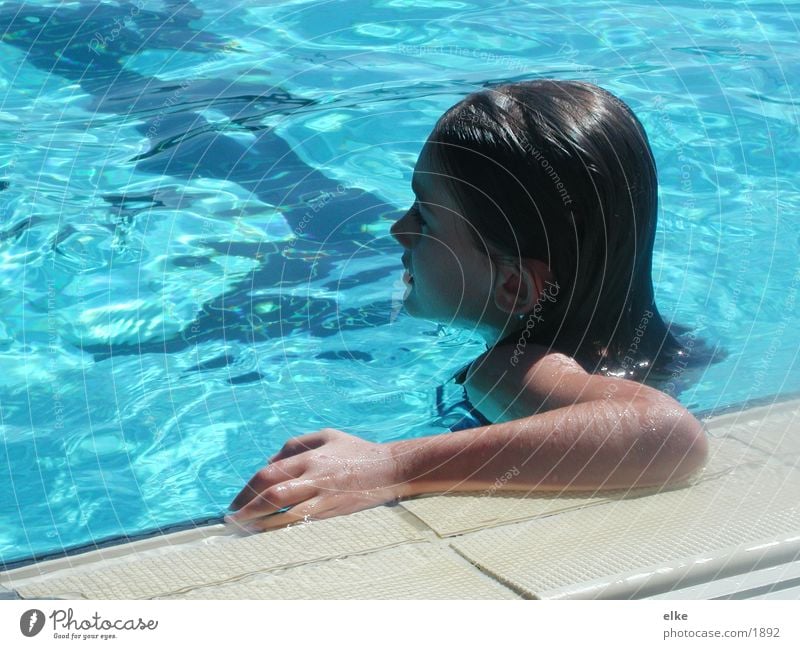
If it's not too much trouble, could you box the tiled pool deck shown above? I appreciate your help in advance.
[2,396,799,599]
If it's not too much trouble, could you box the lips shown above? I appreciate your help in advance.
[402,255,414,284]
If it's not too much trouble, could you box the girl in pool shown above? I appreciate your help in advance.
[227,79,720,531]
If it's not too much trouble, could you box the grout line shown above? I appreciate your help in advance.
[446,542,535,600]
[146,537,434,600]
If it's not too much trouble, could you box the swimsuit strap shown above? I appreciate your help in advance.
[451,327,525,385]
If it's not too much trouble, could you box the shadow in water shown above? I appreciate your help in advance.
[0,0,406,363]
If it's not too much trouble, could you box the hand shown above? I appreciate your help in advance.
[226,428,405,532]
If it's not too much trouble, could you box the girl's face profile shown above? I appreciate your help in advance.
[390,141,500,334]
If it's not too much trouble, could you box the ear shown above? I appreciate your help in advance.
[492,258,553,315]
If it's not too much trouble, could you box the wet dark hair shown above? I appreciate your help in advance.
[428,79,725,384]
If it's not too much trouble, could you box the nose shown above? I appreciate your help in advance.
[390,209,417,249]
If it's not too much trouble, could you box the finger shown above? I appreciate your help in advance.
[242,496,335,532]
[229,458,305,510]
[269,430,332,463]
[242,492,394,533]
[226,479,319,524]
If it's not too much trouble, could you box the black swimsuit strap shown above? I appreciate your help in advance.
[451,327,525,384]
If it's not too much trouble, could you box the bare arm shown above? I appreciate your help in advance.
[227,349,707,531]
[391,345,708,495]
[388,391,707,497]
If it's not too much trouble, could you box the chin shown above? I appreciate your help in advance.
[401,297,437,322]
[402,299,426,320]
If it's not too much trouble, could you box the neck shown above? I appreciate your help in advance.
[477,317,525,349]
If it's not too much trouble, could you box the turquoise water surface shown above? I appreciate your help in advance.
[1,0,798,565]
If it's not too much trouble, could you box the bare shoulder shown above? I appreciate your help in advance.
[464,341,668,423]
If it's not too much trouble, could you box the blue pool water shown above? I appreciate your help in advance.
[1,0,798,566]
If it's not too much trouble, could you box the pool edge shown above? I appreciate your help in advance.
[2,393,799,600]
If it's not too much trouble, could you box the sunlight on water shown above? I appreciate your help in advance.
[0,0,798,564]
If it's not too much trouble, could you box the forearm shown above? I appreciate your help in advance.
[387,397,708,498]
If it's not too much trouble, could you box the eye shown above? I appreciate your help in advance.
[411,202,428,230]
